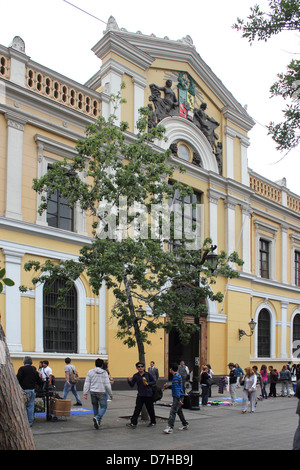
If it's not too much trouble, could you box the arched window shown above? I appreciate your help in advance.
[293,313,300,358]
[258,308,271,357]
[43,278,78,353]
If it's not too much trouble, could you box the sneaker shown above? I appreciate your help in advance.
[178,424,189,431]
[147,423,156,427]
[74,402,82,406]
[126,423,137,429]
[93,417,99,429]
[163,426,173,434]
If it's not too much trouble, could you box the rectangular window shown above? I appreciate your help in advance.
[168,184,202,251]
[295,251,300,287]
[259,239,270,279]
[46,165,74,231]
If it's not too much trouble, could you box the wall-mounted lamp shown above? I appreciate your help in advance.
[239,318,257,340]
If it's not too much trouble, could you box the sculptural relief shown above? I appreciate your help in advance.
[149,80,178,123]
[148,74,223,174]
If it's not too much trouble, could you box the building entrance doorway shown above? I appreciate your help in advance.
[167,316,207,379]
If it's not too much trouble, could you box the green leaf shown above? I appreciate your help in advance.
[3,278,15,287]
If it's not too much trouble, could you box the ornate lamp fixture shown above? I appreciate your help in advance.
[239,318,257,340]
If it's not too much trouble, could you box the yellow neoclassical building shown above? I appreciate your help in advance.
[1,18,300,383]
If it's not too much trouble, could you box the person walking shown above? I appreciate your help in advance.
[163,364,189,434]
[16,356,42,427]
[293,379,300,450]
[260,364,268,399]
[62,357,82,406]
[83,358,113,429]
[126,362,156,429]
[228,363,238,405]
[148,361,159,382]
[242,367,257,413]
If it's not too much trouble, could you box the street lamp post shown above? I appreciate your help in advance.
[189,245,218,410]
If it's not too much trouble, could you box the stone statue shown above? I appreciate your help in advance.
[169,143,178,157]
[149,80,179,123]
[214,142,223,175]
[147,104,156,131]
[193,102,219,152]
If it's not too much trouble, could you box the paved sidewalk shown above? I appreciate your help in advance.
[31,386,298,451]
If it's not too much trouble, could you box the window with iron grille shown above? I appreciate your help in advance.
[259,239,270,279]
[168,183,202,251]
[258,308,271,357]
[43,278,77,353]
[295,251,300,286]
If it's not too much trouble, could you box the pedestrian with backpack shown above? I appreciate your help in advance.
[63,357,82,406]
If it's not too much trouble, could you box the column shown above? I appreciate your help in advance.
[3,248,25,352]
[241,204,252,273]
[98,282,107,355]
[132,76,147,134]
[281,224,288,284]
[99,62,124,125]
[225,196,236,258]
[240,137,250,186]
[280,301,288,359]
[5,112,27,220]
[208,189,219,247]
[224,127,235,180]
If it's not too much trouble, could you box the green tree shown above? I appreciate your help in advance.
[0,268,35,450]
[233,0,300,152]
[22,91,243,364]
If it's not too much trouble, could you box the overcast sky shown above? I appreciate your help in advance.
[1,0,300,194]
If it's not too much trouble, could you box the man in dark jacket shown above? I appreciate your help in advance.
[126,362,156,428]
[17,356,41,426]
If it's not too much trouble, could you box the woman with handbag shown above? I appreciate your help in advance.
[242,367,257,413]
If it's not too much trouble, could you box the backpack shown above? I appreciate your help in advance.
[152,384,163,402]
[70,367,79,384]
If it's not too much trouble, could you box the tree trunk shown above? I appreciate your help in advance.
[0,323,35,450]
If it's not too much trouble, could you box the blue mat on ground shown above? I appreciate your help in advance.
[35,407,94,417]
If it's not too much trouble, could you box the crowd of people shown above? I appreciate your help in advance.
[15,356,300,446]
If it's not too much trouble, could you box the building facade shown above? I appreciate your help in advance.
[1,19,300,381]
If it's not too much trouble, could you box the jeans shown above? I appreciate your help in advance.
[131,396,156,425]
[281,380,290,396]
[90,392,108,423]
[168,397,188,428]
[201,385,209,405]
[242,389,256,412]
[230,383,237,404]
[262,380,268,398]
[63,382,82,403]
[25,389,36,426]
